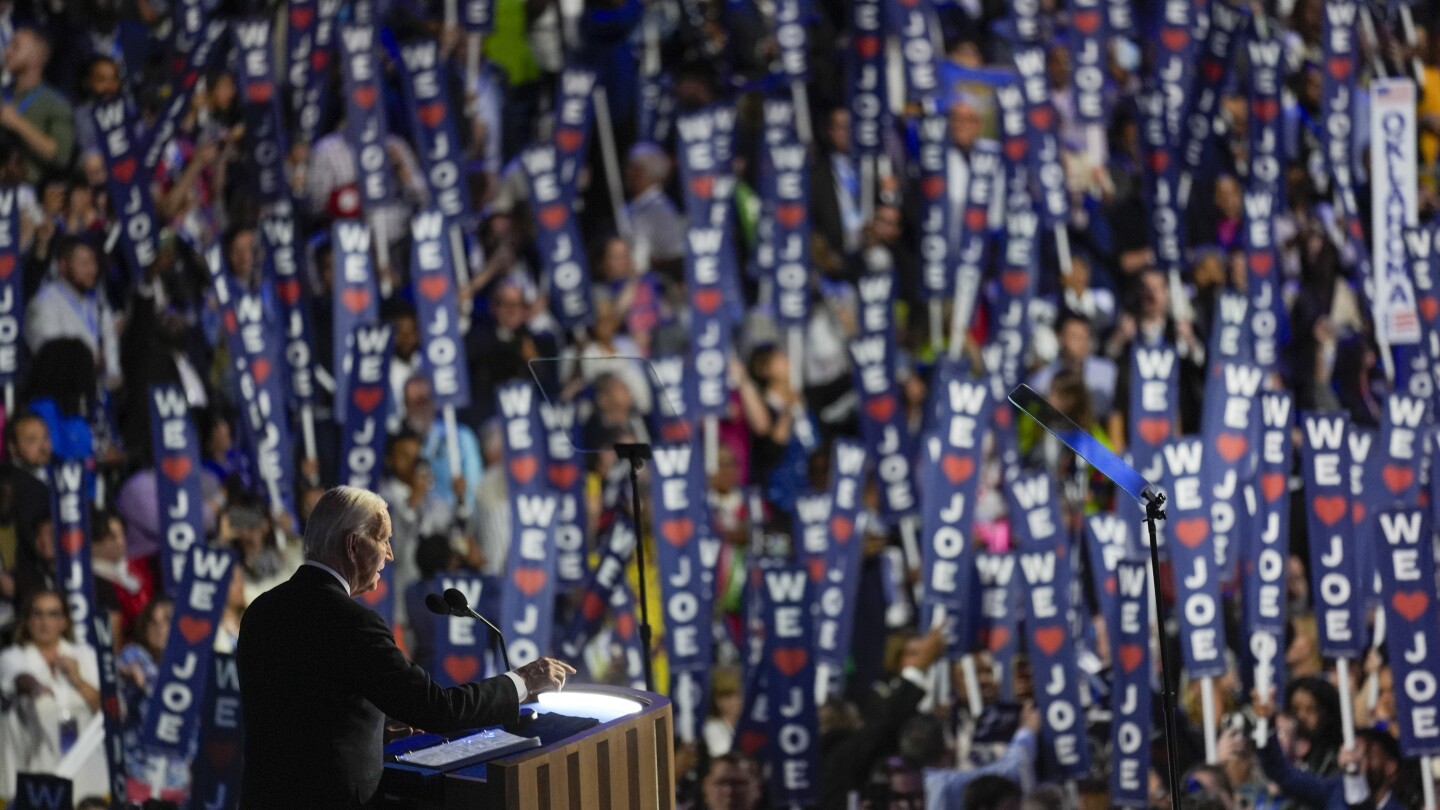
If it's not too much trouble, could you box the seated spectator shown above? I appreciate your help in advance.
[380,429,471,621]
[0,590,101,797]
[623,142,686,270]
[25,238,119,390]
[699,751,765,810]
[0,411,52,564]
[402,375,482,515]
[11,515,55,610]
[592,236,664,353]
[1,27,75,185]
[1027,314,1117,420]
[90,508,153,641]
[117,596,189,803]
[220,496,301,607]
[579,372,647,451]
[464,277,560,425]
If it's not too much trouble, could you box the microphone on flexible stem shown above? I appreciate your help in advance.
[425,588,514,673]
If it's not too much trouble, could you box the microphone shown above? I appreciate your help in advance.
[431,588,513,673]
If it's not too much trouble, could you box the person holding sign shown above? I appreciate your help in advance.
[238,486,575,810]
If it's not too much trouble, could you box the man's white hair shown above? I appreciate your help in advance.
[303,486,388,562]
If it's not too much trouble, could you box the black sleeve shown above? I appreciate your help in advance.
[818,678,926,807]
[343,607,520,732]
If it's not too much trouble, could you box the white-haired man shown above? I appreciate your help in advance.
[238,486,574,810]
[623,141,686,269]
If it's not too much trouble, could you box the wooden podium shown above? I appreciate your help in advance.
[382,686,675,810]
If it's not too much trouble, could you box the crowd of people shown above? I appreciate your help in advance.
[0,0,1427,807]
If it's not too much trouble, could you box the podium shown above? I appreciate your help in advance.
[380,686,675,810]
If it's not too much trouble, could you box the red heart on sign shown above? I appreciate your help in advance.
[206,740,238,768]
[1137,417,1170,445]
[111,157,137,184]
[352,85,378,110]
[921,175,945,200]
[1073,9,1101,34]
[0,254,16,279]
[352,386,383,414]
[994,407,1011,428]
[276,278,301,306]
[418,275,448,301]
[556,128,583,153]
[856,35,880,59]
[60,528,84,555]
[1327,57,1351,81]
[290,6,314,28]
[1027,106,1053,130]
[311,49,329,72]
[776,203,805,229]
[514,568,547,596]
[964,207,986,233]
[1173,517,1209,548]
[178,616,213,645]
[686,176,713,203]
[1001,269,1029,295]
[1147,149,1169,174]
[539,203,568,230]
[985,626,1009,652]
[245,81,273,104]
[1004,138,1027,162]
[342,288,370,314]
[614,611,635,639]
[509,456,538,484]
[1422,296,1440,323]
[102,693,120,719]
[694,288,723,314]
[1313,495,1347,526]
[1392,591,1430,622]
[1384,464,1415,494]
[223,310,238,335]
[444,654,480,683]
[250,357,271,385]
[1261,472,1286,502]
[1032,626,1065,655]
[661,518,693,547]
[360,577,388,605]
[865,395,896,423]
[739,731,767,755]
[1202,61,1223,83]
[582,591,605,621]
[1351,501,1366,524]
[773,647,808,676]
[161,455,191,483]
[1217,433,1247,463]
[1250,252,1273,276]
[1160,27,1188,51]
[830,515,853,542]
[807,556,827,583]
[1252,97,1279,123]
[419,102,446,129]
[1104,576,1116,595]
[1119,643,1144,674]
[548,463,578,490]
[942,455,974,484]
[662,421,689,442]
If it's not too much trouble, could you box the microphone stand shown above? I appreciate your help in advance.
[1143,488,1182,810]
[614,442,655,693]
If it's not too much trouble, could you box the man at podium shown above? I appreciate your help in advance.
[237,486,575,810]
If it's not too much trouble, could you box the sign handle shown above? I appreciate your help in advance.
[591,86,632,241]
[1201,675,1218,763]
[1336,657,1357,750]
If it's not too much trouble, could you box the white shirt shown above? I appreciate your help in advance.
[304,561,529,700]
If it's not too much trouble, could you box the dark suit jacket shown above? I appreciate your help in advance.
[237,564,521,809]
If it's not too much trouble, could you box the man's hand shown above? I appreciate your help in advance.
[1020,701,1040,734]
[900,627,946,672]
[1338,743,1363,775]
[54,656,82,684]
[515,657,577,696]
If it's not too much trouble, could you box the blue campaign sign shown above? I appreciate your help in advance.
[1375,508,1440,756]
